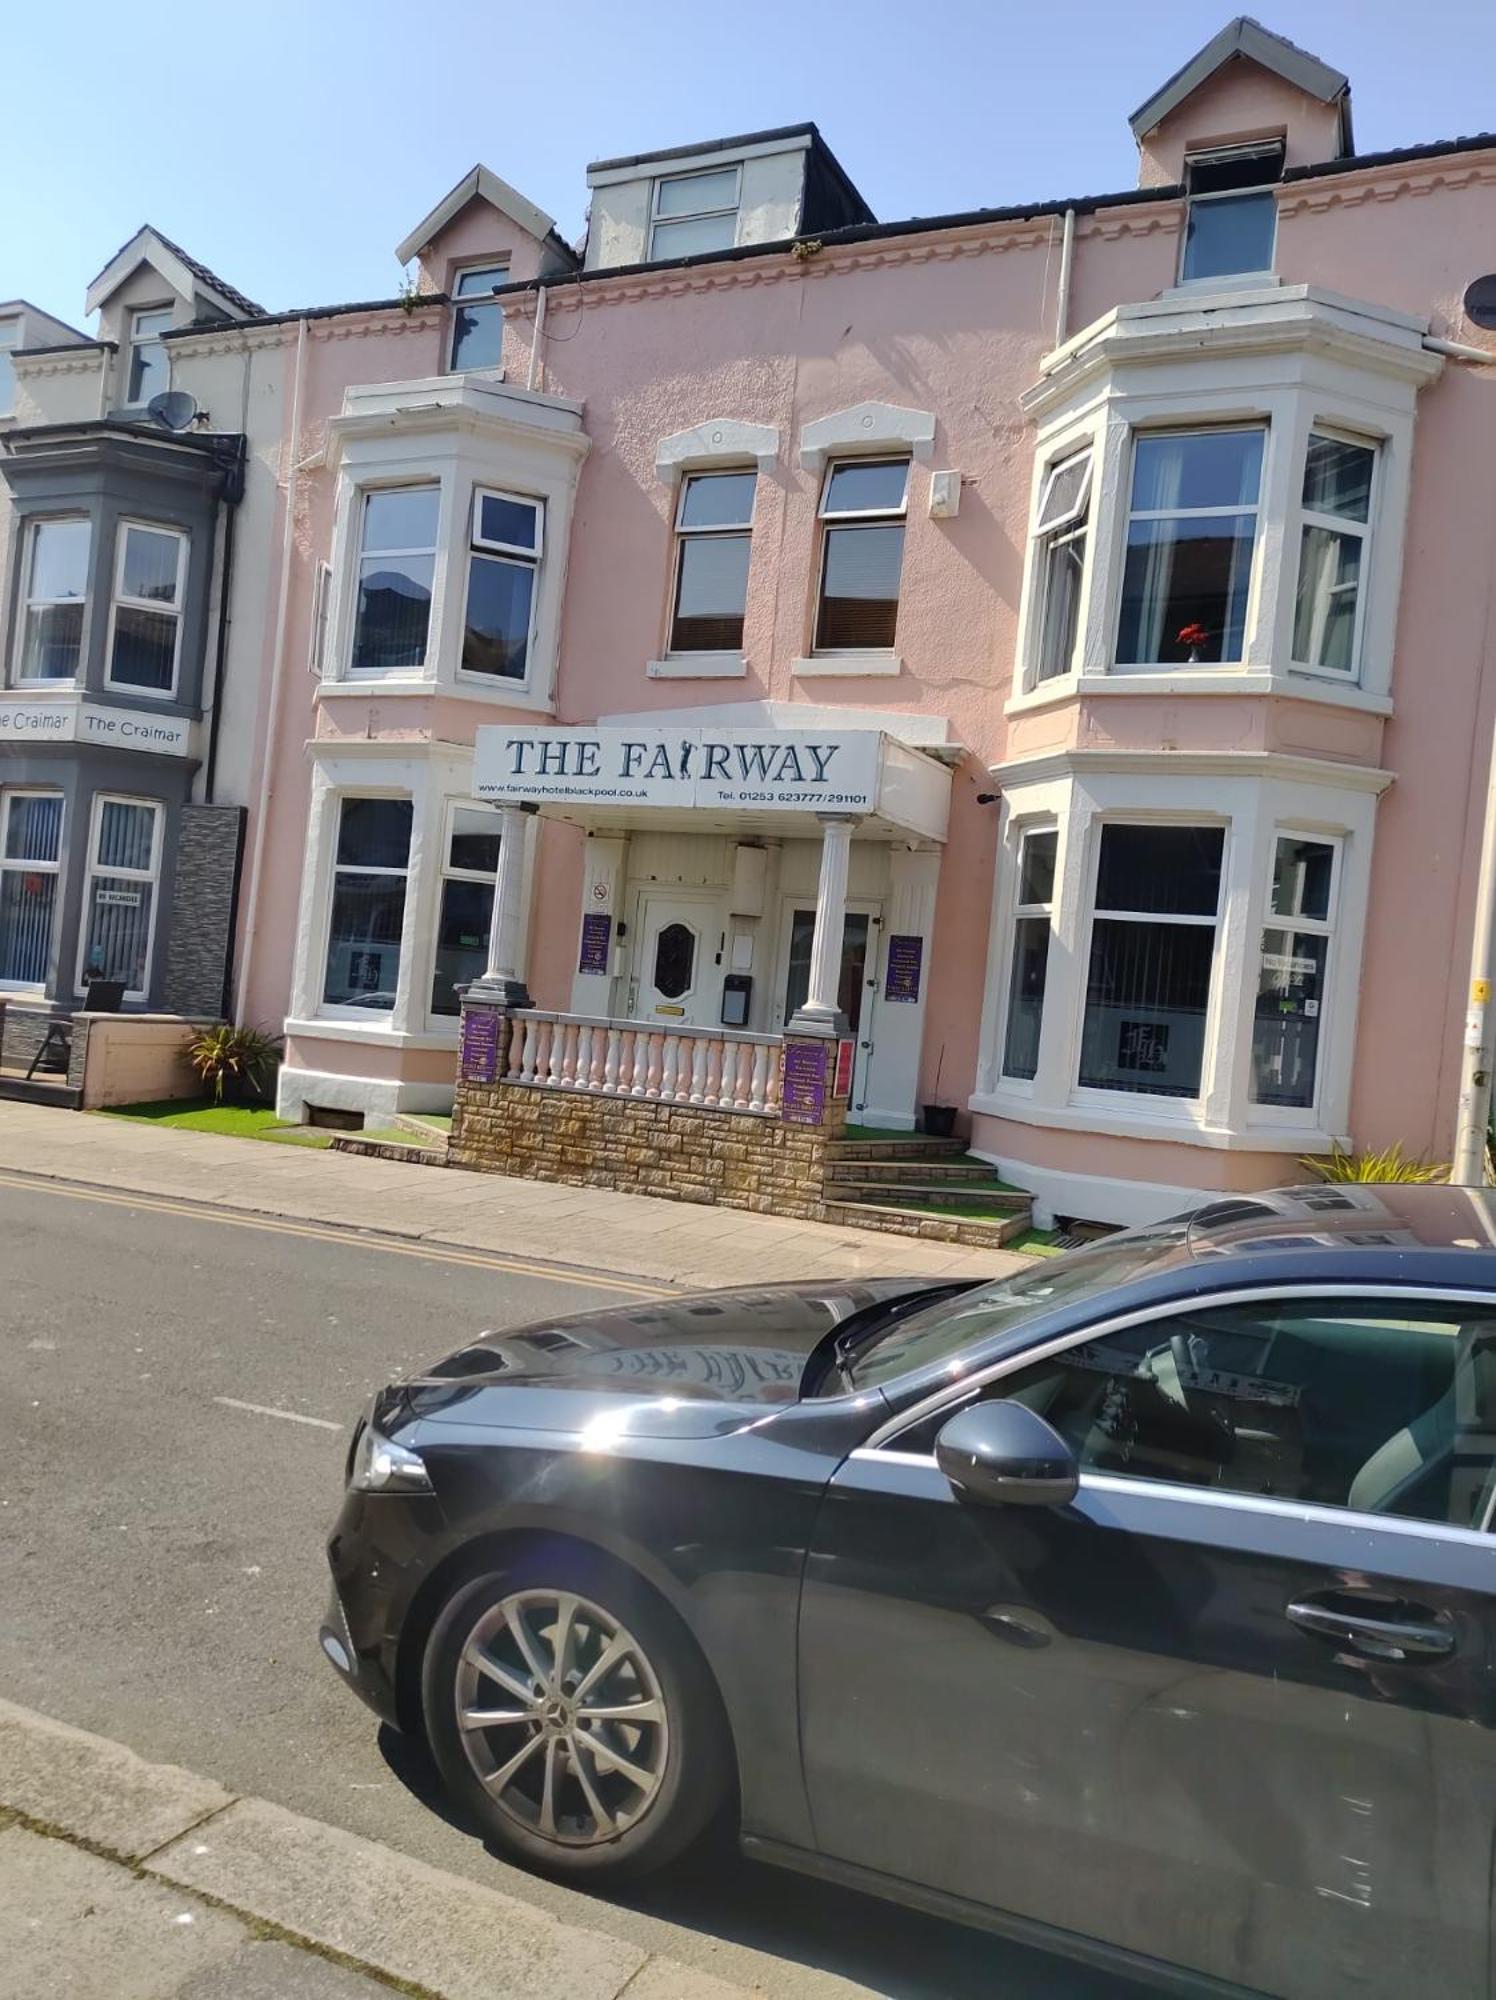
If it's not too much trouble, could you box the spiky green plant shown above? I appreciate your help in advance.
[1300,1142,1448,1185]
[187,1024,282,1106]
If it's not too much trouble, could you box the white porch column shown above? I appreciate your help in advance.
[789,815,858,1035]
[470,803,537,1006]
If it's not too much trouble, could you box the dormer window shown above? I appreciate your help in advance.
[649,166,740,260]
[450,264,509,373]
[125,306,173,407]
[1180,143,1283,283]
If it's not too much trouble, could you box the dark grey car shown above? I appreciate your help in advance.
[323,1185,1496,1997]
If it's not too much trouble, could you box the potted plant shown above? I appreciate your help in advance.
[1177,621,1210,664]
[921,1047,958,1138]
[188,1023,282,1106]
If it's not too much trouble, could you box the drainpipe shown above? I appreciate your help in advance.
[526,283,548,394]
[1054,208,1076,348]
[1425,335,1496,366]
[234,315,308,1027]
[203,436,246,803]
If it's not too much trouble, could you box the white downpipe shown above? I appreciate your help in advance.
[1424,336,1496,365]
[1452,719,1496,1183]
[1054,208,1076,348]
[526,285,548,394]
[235,314,308,1027]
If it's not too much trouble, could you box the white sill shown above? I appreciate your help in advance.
[792,653,902,679]
[318,677,434,698]
[285,1016,459,1051]
[647,653,747,680]
[968,1087,1344,1154]
[102,682,177,704]
[1005,670,1392,718]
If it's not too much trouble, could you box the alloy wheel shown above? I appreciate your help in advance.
[453,1588,670,1846]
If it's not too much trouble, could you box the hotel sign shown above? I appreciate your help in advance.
[0,697,192,757]
[475,726,881,814]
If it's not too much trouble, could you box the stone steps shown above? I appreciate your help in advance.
[831,1178,1029,1212]
[827,1135,969,1162]
[824,1158,1002,1186]
[823,1197,1033,1250]
[329,1133,449,1166]
[0,1072,81,1110]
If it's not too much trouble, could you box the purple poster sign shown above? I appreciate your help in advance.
[884,933,924,1003]
[578,912,612,976]
[781,1040,828,1126]
[460,1008,500,1084]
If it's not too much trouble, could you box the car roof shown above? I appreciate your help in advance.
[1179,1184,1496,1263]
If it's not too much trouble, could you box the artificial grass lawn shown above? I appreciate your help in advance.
[95,1099,333,1147]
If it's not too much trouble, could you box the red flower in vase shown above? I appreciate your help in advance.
[1177,623,1210,649]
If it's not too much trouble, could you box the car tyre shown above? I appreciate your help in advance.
[422,1548,734,1883]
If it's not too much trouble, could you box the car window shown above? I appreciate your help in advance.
[899,1296,1496,1530]
[842,1221,1195,1390]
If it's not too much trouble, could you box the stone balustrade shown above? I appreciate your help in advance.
[505,1010,783,1116]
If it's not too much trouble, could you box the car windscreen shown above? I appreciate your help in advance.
[842,1222,1195,1391]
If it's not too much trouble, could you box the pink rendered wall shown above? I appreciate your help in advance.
[1137,61,1345,185]
[414,201,552,293]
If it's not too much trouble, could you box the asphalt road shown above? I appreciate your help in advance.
[0,1173,1155,2000]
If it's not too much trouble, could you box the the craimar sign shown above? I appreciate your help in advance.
[474,726,881,812]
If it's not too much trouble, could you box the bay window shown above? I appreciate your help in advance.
[450,264,508,373]
[430,805,501,1016]
[125,307,173,408]
[1251,835,1338,1110]
[1116,427,1264,667]
[1031,449,1092,681]
[0,792,63,988]
[1078,823,1224,1099]
[322,798,413,1012]
[107,522,187,695]
[461,489,542,681]
[16,518,90,682]
[1001,828,1057,1080]
[1293,433,1375,675]
[78,796,162,999]
[351,487,440,674]
[814,458,909,653]
[669,470,755,653]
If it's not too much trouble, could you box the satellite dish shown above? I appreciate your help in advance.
[147,389,199,431]
[1463,275,1496,330]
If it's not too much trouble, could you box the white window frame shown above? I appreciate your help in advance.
[1072,815,1229,1112]
[13,515,91,686]
[1249,830,1343,1126]
[667,468,756,657]
[648,165,742,260]
[1178,144,1282,287]
[124,305,173,409]
[1113,423,1267,672]
[75,794,163,1002]
[457,487,544,688]
[1029,448,1094,685]
[424,798,502,1029]
[812,456,910,657]
[104,520,189,700]
[448,262,510,373]
[997,820,1059,1089]
[1289,428,1379,684]
[318,792,416,1023]
[308,560,332,676]
[348,483,443,678]
[0,789,63,992]
[0,315,21,419]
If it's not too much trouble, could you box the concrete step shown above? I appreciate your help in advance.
[0,1073,82,1110]
[823,1197,1033,1250]
[389,1112,452,1149]
[825,1158,1002,1186]
[328,1134,448,1166]
[828,1135,969,1162]
[831,1178,1028,1212]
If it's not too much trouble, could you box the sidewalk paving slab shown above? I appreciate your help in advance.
[0,1100,1025,1288]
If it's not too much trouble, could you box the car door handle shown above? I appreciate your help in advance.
[1286,1596,1456,1664]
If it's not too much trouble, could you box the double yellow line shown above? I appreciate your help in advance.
[0,1168,672,1300]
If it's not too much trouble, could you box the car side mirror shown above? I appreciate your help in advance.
[935,1399,1079,1508]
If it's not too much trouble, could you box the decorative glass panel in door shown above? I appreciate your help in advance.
[654,922,695,999]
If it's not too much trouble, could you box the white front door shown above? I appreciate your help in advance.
[772,898,881,1113]
[633,893,723,1026]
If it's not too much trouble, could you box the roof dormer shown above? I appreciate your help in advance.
[582,121,874,272]
[84,226,263,418]
[1131,16,1354,189]
[397,165,581,297]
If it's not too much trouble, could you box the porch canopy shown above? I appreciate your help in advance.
[470,710,952,1035]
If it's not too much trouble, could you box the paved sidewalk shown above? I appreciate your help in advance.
[0,1102,1024,1289]
[0,1696,753,2000]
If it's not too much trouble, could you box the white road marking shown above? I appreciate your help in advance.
[212,1396,343,1432]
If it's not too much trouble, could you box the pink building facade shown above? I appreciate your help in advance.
[226,21,1496,1223]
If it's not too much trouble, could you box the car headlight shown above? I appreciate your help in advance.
[349,1419,433,1494]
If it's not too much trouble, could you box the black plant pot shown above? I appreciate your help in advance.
[921,1104,958,1138]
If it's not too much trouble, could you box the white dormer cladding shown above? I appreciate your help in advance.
[319,374,589,712]
[585,133,816,271]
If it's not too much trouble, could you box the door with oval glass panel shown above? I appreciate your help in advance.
[632,893,724,1027]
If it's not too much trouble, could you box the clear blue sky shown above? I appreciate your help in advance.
[8,0,1495,328]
